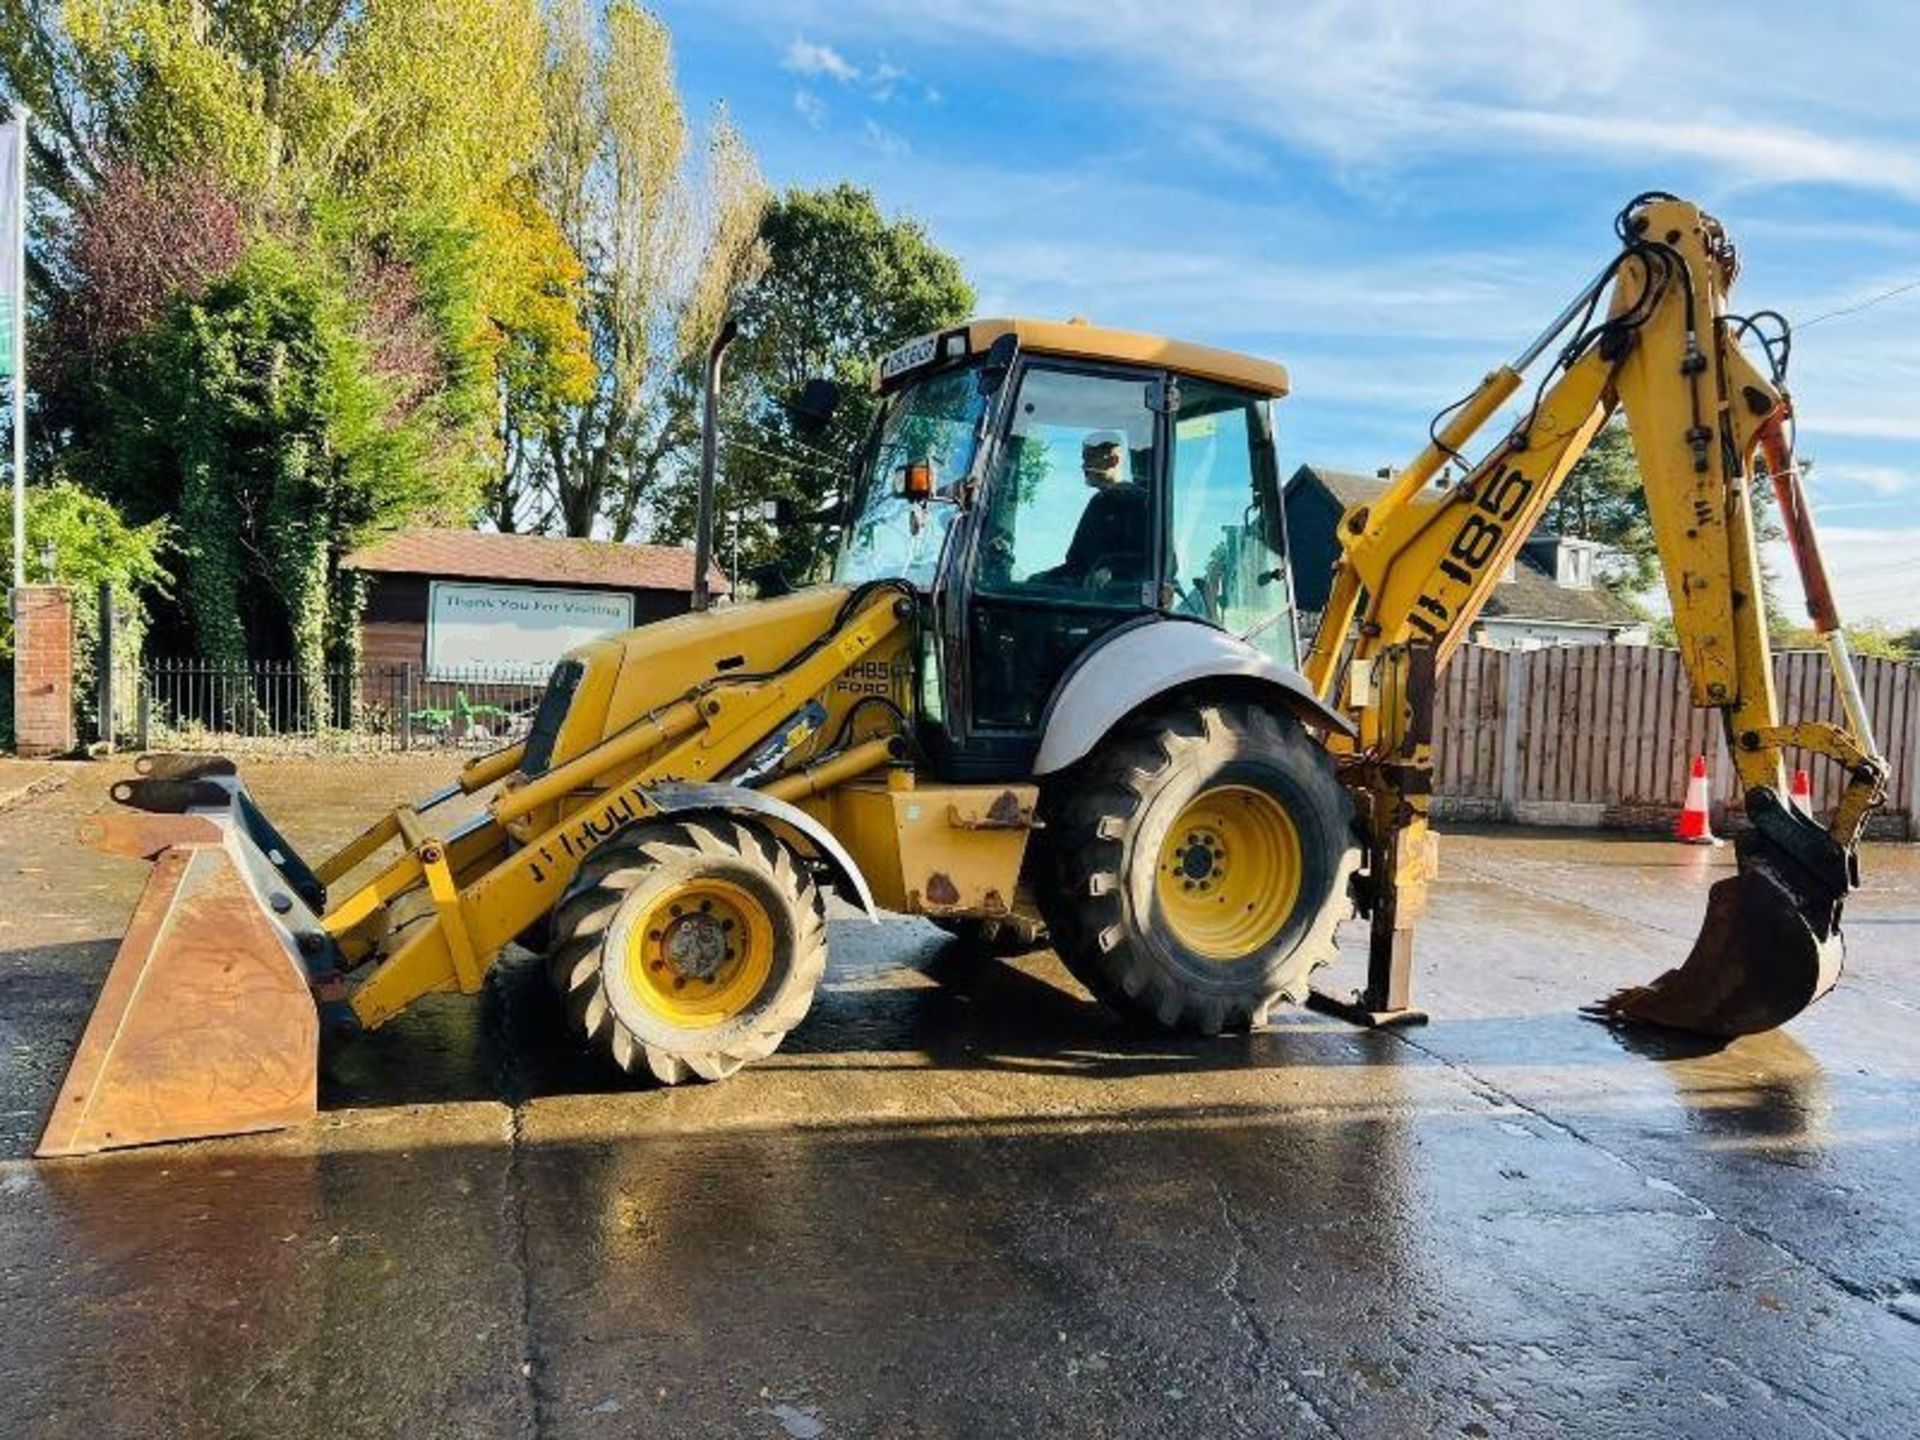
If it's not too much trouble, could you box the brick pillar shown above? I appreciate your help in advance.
[12,585,75,757]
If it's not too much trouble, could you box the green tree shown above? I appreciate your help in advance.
[3,0,594,660]
[692,183,975,582]
[0,478,168,745]
[91,239,445,691]
[1773,620,1916,660]
[1542,419,1657,594]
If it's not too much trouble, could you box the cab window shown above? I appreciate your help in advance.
[1167,380,1296,666]
[974,367,1158,608]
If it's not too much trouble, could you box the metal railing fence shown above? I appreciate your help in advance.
[135,658,550,753]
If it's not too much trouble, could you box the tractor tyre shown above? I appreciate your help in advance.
[1037,699,1357,1034]
[930,912,1048,956]
[547,817,826,1084]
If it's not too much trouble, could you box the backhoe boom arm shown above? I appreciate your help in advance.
[1305,193,1888,1036]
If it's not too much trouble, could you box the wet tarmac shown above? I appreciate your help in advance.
[2,758,1917,1436]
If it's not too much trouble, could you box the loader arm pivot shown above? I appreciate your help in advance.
[1304,193,1888,1035]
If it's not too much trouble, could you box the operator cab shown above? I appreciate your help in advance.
[835,317,1299,779]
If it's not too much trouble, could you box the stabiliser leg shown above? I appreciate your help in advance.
[1307,815,1432,1029]
[1310,645,1436,1030]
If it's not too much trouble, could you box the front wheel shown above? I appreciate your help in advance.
[547,818,826,1083]
[1037,700,1357,1033]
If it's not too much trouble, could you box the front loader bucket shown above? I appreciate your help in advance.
[1589,791,1849,1038]
[38,765,323,1158]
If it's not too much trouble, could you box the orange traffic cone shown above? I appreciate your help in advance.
[1790,767,1814,818]
[1676,753,1721,846]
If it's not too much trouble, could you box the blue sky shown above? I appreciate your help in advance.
[657,0,1920,625]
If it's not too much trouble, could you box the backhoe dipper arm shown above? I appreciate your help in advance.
[1304,193,1887,1037]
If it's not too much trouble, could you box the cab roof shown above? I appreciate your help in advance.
[880,316,1290,398]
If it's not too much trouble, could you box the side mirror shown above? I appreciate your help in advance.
[792,377,841,436]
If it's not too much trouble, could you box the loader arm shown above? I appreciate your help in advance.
[1304,193,1888,1034]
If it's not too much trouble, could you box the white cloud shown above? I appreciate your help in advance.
[729,1,1920,513]
[1808,463,1912,497]
[792,89,827,129]
[869,61,908,103]
[783,37,859,83]
[755,1,1920,201]
[862,119,910,158]
[1768,528,1920,626]
[1179,123,1269,175]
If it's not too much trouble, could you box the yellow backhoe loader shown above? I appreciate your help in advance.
[39,192,1886,1157]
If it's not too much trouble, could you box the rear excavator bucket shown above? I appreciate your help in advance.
[37,757,326,1158]
[1589,789,1850,1037]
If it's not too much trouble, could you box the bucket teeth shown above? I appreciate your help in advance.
[1589,792,1850,1039]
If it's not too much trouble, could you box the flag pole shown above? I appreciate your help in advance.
[9,106,25,590]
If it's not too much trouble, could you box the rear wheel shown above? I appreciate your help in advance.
[547,818,826,1083]
[1038,700,1357,1033]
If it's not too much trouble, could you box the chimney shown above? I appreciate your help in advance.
[1523,535,1596,590]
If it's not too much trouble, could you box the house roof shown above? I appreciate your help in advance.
[1481,557,1642,626]
[1289,465,1403,510]
[1286,465,1643,629]
[342,528,729,595]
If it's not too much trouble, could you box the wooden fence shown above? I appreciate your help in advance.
[1431,645,1918,838]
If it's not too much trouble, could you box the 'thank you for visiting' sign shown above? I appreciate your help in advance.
[427,581,635,674]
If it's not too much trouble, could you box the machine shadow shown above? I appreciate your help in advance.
[316,921,1808,1119]
[318,931,1430,1115]
[1,929,1838,1150]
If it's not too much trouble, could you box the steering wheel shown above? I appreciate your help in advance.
[1079,554,1134,597]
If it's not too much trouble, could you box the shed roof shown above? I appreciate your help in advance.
[1289,465,1400,510]
[342,528,729,594]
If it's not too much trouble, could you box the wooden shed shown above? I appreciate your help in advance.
[342,528,729,676]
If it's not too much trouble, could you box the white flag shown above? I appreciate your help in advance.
[0,117,19,381]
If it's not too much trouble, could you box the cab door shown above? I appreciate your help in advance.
[1163,378,1299,667]
[938,359,1166,776]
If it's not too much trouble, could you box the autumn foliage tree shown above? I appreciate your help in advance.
[2,2,968,672]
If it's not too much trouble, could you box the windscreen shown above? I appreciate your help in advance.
[834,364,986,589]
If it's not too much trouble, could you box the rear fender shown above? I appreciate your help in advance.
[1033,617,1355,776]
[645,781,880,921]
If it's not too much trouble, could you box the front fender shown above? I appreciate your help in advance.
[645,781,880,921]
[1033,617,1355,776]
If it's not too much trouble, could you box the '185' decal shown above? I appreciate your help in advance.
[1407,464,1534,642]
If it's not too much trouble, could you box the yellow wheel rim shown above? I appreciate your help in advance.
[622,878,775,1028]
[1154,784,1303,960]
